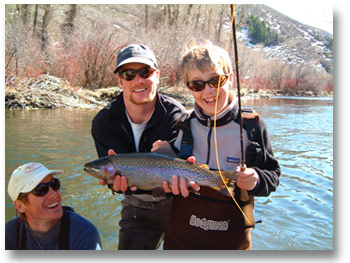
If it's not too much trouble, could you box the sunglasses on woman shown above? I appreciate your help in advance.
[119,67,155,81]
[186,75,229,92]
[31,178,61,197]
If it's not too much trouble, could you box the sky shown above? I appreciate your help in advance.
[265,1,333,34]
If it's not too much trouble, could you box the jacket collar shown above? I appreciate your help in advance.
[110,91,167,126]
[193,92,239,127]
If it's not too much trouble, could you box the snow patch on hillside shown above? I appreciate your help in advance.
[237,25,332,71]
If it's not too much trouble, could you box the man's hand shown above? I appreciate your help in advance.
[98,149,137,192]
[162,156,200,198]
[151,140,177,157]
[236,166,259,191]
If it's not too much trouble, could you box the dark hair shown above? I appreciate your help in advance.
[17,193,29,221]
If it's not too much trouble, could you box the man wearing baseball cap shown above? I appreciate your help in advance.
[5,163,102,250]
[91,44,187,249]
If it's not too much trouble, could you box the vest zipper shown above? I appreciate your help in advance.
[206,117,212,165]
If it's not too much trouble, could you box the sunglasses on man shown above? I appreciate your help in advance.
[31,178,61,197]
[118,67,156,81]
[186,75,229,92]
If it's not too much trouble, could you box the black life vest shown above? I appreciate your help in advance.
[16,206,74,250]
[175,108,261,229]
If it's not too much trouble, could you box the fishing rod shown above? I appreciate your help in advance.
[230,5,245,168]
[230,4,255,227]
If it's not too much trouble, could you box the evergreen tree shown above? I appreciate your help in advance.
[326,38,333,51]
[247,14,280,46]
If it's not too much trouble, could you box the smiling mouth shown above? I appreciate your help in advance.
[133,88,147,93]
[204,97,216,104]
[46,202,59,209]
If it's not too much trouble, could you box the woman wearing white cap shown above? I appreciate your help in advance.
[6,163,102,250]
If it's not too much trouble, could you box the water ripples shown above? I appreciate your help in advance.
[5,98,333,250]
[245,97,333,250]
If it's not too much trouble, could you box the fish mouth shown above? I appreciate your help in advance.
[84,165,116,185]
[84,166,109,179]
[84,166,100,174]
[84,167,92,173]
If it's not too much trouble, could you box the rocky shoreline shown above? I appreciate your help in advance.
[5,75,332,110]
[5,75,120,110]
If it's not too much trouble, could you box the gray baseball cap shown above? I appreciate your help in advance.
[114,44,158,74]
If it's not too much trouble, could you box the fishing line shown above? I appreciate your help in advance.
[213,4,252,225]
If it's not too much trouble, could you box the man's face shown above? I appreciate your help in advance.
[20,175,63,228]
[117,62,159,106]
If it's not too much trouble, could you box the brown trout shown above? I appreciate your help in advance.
[84,152,239,196]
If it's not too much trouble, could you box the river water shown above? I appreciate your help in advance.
[5,97,333,250]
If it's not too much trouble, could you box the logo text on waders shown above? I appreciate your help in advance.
[189,215,229,231]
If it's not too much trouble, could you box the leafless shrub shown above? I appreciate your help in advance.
[5,4,332,95]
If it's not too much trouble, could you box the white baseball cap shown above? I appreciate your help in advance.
[8,163,63,202]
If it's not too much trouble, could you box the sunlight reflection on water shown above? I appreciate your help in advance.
[5,97,333,250]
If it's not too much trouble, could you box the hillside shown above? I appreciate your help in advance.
[83,4,334,74]
[238,4,333,73]
[5,4,333,106]
[101,4,334,74]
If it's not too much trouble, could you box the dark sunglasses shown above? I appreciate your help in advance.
[119,67,155,81]
[186,75,229,92]
[31,178,61,197]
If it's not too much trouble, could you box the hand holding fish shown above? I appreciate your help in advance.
[98,149,138,192]
[151,140,171,152]
[235,166,259,191]
[162,156,201,198]
[85,152,238,197]
[152,140,200,197]
[151,140,177,157]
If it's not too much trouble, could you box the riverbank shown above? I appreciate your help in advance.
[5,74,332,110]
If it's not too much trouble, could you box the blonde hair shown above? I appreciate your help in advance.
[180,41,233,83]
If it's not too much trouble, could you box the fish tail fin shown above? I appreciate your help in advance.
[212,171,238,197]
[199,163,210,169]
[218,171,239,181]
[212,184,234,197]
[218,185,235,197]
[213,171,239,183]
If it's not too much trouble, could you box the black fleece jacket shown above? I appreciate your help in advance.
[91,91,187,158]
[177,101,281,197]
